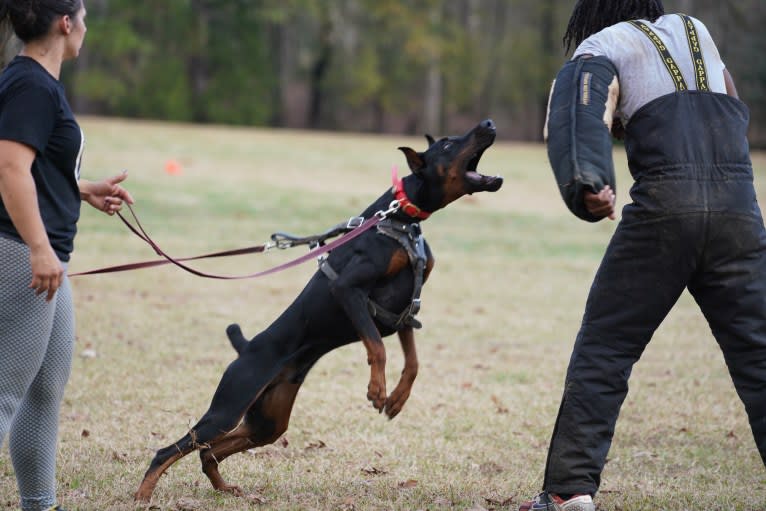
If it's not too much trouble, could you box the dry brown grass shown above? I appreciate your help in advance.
[1,117,765,510]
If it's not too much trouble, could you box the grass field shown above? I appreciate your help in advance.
[1,117,765,511]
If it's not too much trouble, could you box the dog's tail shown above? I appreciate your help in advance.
[226,323,248,355]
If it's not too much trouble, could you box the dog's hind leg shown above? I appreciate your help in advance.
[199,434,254,495]
[135,431,199,502]
[136,347,284,501]
[199,369,304,494]
[190,343,288,441]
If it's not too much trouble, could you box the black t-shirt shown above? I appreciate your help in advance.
[0,56,83,261]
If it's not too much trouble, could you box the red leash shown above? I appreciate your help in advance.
[69,201,394,279]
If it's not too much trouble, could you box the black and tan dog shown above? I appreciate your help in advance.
[135,119,503,501]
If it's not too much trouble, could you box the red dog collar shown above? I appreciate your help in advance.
[391,166,431,220]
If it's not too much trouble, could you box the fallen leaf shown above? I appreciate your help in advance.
[491,395,509,414]
[361,465,387,475]
[398,479,418,488]
[81,429,90,438]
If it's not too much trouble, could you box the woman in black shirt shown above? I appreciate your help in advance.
[0,2,133,510]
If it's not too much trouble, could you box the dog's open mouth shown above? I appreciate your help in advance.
[465,146,503,193]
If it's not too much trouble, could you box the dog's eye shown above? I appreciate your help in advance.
[443,142,452,150]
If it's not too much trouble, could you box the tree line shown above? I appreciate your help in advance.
[2,0,765,146]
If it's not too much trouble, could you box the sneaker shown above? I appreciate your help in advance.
[519,492,595,511]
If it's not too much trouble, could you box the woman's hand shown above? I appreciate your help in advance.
[80,170,135,215]
[29,242,64,302]
[0,139,64,300]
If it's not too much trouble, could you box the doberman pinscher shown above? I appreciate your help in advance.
[135,119,503,501]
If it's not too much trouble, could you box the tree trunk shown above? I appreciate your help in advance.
[538,0,557,141]
[308,14,333,129]
[188,0,211,122]
[0,19,21,70]
[423,6,443,133]
[268,22,290,127]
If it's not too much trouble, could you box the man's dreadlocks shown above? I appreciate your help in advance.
[563,0,666,54]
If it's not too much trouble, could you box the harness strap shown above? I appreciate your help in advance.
[320,218,427,330]
[320,259,339,280]
[271,216,364,249]
[372,219,426,329]
[678,14,709,91]
[628,19,688,92]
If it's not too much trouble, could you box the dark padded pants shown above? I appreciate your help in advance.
[543,208,766,496]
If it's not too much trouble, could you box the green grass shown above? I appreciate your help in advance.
[1,117,765,510]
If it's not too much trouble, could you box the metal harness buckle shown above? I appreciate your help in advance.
[346,216,364,229]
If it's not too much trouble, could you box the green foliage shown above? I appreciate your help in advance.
[70,0,275,124]
[55,0,766,145]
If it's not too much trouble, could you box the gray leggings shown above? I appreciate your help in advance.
[0,237,75,511]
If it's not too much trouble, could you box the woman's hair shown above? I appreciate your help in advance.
[0,0,82,43]
[563,0,665,54]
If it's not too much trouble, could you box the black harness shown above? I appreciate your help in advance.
[320,217,427,331]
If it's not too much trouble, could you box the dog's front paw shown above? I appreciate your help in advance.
[367,379,387,412]
[384,385,411,419]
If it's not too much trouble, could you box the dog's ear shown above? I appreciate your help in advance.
[398,147,426,174]
[425,134,436,146]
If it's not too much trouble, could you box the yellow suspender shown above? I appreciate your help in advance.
[678,14,709,91]
[628,16,710,92]
[628,19,688,91]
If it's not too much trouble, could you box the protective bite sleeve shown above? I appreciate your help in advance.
[545,56,619,222]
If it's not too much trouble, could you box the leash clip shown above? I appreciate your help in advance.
[376,200,401,220]
[269,233,295,250]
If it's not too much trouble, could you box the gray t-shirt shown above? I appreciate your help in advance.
[573,13,726,124]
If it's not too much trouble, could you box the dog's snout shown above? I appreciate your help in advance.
[481,119,495,130]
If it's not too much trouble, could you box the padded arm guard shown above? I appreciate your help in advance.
[544,56,619,222]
